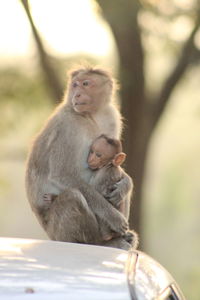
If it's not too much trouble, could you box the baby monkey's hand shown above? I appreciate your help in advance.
[43,193,56,208]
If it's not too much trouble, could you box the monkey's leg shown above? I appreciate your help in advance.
[46,189,100,245]
[98,219,120,241]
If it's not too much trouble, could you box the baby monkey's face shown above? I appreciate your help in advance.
[87,138,115,170]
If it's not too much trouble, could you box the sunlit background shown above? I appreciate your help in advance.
[0,1,199,300]
[0,0,116,64]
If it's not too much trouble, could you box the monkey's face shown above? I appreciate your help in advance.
[70,74,111,114]
[88,138,115,170]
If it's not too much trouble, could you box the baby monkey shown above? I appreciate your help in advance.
[44,134,138,248]
[87,134,138,248]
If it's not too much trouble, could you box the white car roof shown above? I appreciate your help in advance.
[0,237,186,300]
[0,237,132,300]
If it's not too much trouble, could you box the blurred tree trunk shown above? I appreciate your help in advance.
[96,0,200,243]
[20,0,63,103]
[96,0,151,239]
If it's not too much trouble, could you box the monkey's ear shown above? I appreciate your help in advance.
[112,152,126,167]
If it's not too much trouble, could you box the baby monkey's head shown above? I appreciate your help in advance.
[88,134,126,170]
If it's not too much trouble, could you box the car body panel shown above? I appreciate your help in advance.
[0,238,132,299]
[133,252,174,299]
[0,237,186,300]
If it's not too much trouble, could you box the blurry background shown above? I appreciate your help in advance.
[0,1,199,299]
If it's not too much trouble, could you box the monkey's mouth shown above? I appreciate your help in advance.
[74,102,87,106]
[88,164,99,170]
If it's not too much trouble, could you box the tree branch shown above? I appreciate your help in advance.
[20,0,63,102]
[151,18,200,129]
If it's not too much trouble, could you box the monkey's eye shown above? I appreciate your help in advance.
[96,153,102,158]
[83,80,90,86]
[72,82,78,88]
[90,149,94,154]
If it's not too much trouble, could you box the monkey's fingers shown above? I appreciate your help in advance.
[123,230,139,249]
[108,184,117,193]
[123,231,134,243]
[108,190,122,205]
[122,222,129,232]
[43,193,52,200]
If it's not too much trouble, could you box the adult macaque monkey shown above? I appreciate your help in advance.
[26,66,131,249]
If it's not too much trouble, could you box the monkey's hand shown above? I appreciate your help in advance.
[105,209,128,235]
[105,184,123,208]
[43,193,56,208]
[76,179,128,236]
[106,175,133,207]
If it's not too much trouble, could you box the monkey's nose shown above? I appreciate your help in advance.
[88,156,94,164]
[88,158,93,164]
[75,93,81,98]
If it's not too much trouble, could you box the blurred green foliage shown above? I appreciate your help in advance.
[0,54,98,134]
[0,68,51,134]
[0,68,48,106]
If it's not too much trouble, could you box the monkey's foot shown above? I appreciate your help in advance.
[123,230,139,249]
